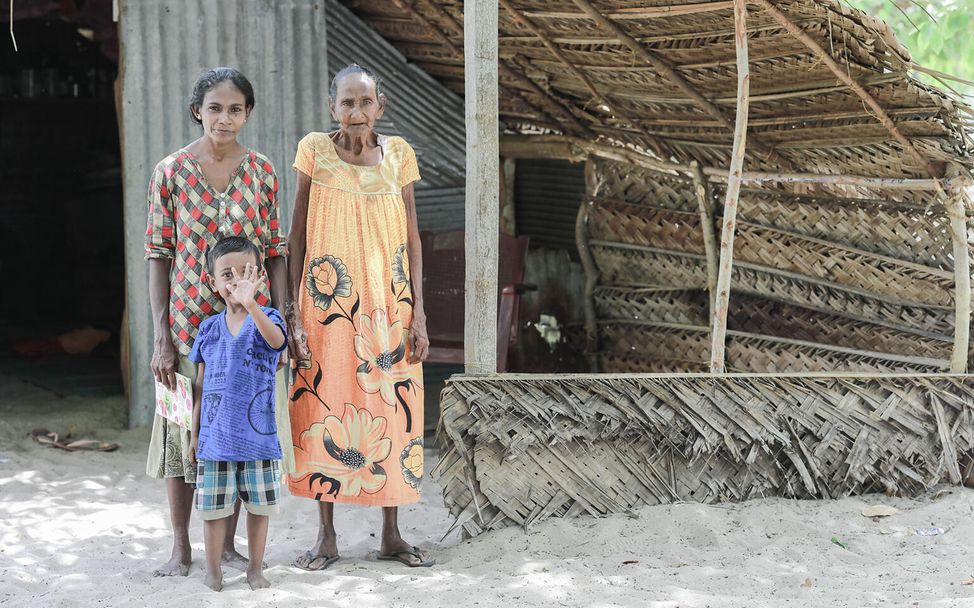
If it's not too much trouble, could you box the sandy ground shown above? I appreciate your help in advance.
[4,373,974,608]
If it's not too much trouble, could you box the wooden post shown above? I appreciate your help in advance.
[500,157,517,236]
[464,0,500,375]
[710,0,750,373]
[947,189,971,372]
[577,159,602,372]
[691,161,719,326]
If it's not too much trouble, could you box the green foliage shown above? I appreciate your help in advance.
[845,0,974,95]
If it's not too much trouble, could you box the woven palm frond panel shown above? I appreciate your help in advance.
[589,245,955,338]
[582,151,968,371]
[598,322,943,373]
[587,196,955,308]
[594,287,952,361]
[432,374,974,537]
[730,187,960,269]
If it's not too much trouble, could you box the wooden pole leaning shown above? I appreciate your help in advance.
[464,0,500,375]
[691,161,719,327]
[710,0,750,373]
[947,187,972,372]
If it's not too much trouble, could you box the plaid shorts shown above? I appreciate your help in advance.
[195,459,281,520]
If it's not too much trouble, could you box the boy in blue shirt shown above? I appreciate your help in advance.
[188,236,287,591]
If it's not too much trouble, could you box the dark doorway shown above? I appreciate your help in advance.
[0,3,124,402]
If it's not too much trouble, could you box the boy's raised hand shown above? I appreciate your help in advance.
[227,263,265,309]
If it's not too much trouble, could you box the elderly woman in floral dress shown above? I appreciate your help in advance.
[286,64,432,569]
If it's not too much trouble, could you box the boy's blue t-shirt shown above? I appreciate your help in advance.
[188,306,287,462]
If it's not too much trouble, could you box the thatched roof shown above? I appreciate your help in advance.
[341,0,972,183]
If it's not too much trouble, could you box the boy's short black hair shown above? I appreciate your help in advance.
[206,236,261,275]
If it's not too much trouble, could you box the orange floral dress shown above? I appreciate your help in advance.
[288,132,424,507]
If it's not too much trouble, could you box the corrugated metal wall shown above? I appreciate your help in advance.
[327,0,465,233]
[119,0,331,426]
[514,158,587,253]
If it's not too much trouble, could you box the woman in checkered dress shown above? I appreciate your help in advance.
[143,67,292,577]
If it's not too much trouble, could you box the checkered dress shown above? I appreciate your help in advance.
[144,149,287,355]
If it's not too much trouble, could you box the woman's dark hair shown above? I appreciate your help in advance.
[206,236,262,275]
[329,63,384,99]
[189,67,256,125]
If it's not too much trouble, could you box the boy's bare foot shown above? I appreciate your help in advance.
[222,547,249,571]
[152,550,191,577]
[247,568,271,590]
[203,571,223,592]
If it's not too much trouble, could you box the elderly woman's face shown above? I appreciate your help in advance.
[330,73,384,136]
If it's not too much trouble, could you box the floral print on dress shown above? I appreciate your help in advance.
[355,308,412,405]
[354,308,423,433]
[296,403,391,497]
[392,244,408,285]
[400,436,424,490]
[306,255,352,312]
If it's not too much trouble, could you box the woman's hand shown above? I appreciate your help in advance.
[408,314,429,364]
[151,335,178,390]
[188,432,198,465]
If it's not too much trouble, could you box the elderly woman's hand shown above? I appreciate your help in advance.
[286,303,312,368]
[408,314,429,364]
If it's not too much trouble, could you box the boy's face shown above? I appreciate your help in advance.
[208,250,261,303]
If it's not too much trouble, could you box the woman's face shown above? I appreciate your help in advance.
[330,73,384,137]
[195,81,250,144]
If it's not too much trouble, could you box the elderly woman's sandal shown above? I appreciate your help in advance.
[377,546,434,568]
[293,551,339,571]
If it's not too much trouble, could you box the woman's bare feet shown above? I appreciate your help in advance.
[247,567,271,590]
[155,478,194,576]
[203,570,223,592]
[152,545,191,576]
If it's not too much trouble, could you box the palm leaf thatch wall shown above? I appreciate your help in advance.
[337,0,974,535]
[343,0,973,372]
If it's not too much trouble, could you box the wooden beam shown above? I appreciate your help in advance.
[412,0,593,137]
[389,0,569,134]
[499,0,666,156]
[569,0,788,166]
[525,2,735,20]
[464,0,500,375]
[499,134,974,191]
[499,62,595,136]
[570,0,733,131]
[750,0,942,183]
[499,134,688,173]
[710,0,750,374]
[702,168,972,191]
[946,188,971,372]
